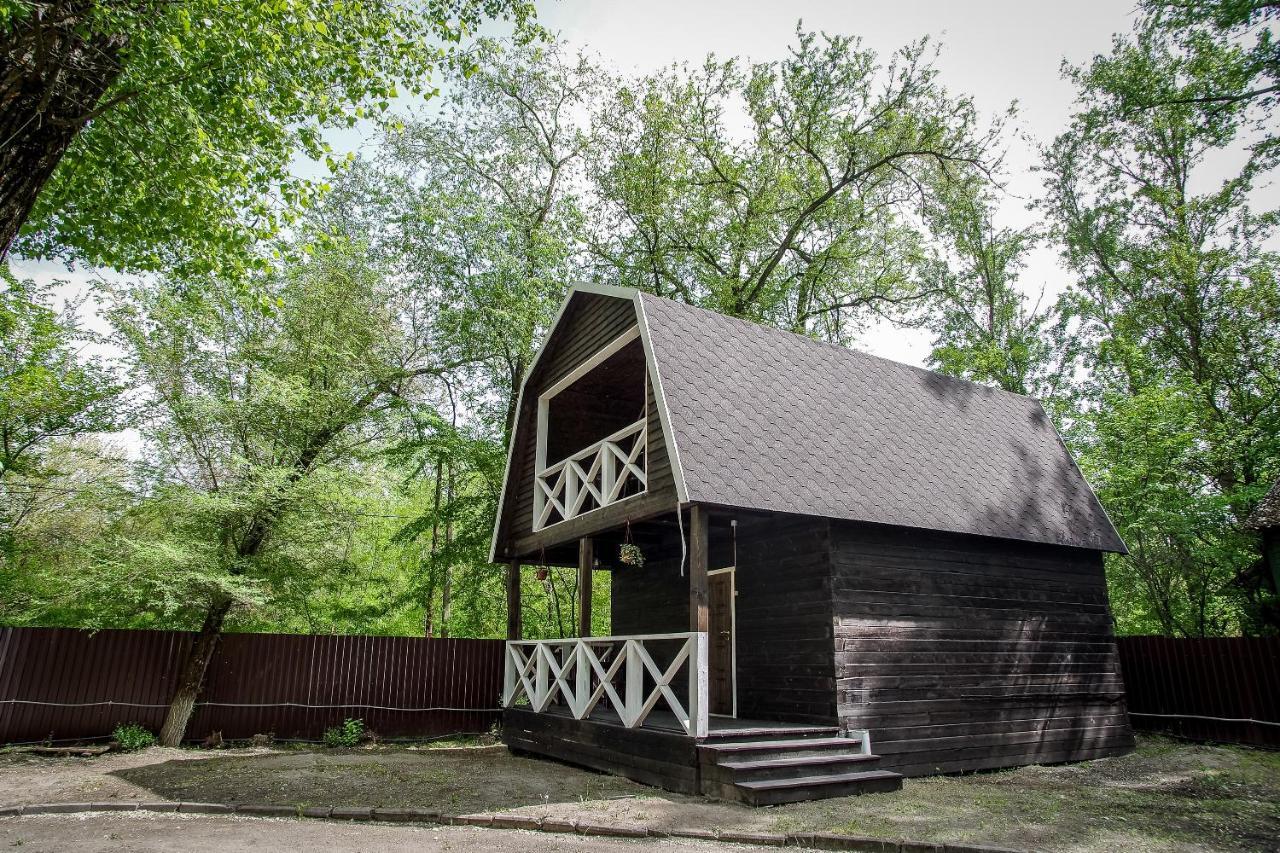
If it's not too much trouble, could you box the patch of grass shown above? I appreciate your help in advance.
[767,736,1280,853]
[321,719,364,748]
[111,724,156,752]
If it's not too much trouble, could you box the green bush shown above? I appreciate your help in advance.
[322,718,364,747]
[112,723,157,751]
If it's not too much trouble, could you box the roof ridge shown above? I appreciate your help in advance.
[633,289,1039,406]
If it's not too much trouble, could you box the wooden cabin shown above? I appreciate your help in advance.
[492,284,1134,805]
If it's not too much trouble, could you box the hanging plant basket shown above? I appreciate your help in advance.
[619,542,645,568]
[535,567,549,582]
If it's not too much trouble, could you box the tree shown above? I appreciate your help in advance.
[588,27,1007,341]
[1139,0,1278,117]
[0,269,118,550]
[1043,17,1280,634]
[915,182,1057,400]
[0,436,130,623]
[104,239,478,745]
[1079,384,1258,635]
[373,38,603,437]
[319,40,609,638]
[1,0,536,273]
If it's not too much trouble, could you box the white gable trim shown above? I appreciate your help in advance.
[634,292,689,504]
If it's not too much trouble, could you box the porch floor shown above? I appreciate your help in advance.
[529,703,836,739]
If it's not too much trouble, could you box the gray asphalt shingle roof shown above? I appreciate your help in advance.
[639,291,1126,553]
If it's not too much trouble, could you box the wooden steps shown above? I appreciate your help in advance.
[734,769,904,805]
[504,707,902,805]
[717,752,883,780]
[701,724,839,742]
[698,732,903,805]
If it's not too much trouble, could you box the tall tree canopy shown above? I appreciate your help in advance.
[0,0,535,273]
[589,28,1007,341]
[318,39,608,641]
[101,238,479,743]
[914,181,1056,401]
[0,270,118,553]
[1042,9,1280,635]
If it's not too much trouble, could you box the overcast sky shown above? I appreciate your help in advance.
[13,0,1140,371]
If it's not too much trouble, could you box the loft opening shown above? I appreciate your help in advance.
[534,326,648,530]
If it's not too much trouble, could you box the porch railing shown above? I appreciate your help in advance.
[502,632,709,738]
[533,418,646,531]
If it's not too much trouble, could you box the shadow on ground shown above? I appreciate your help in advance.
[112,747,660,815]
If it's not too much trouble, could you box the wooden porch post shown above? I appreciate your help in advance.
[505,560,522,640]
[689,506,709,632]
[688,505,710,737]
[578,538,593,636]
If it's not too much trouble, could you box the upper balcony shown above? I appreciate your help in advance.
[534,417,647,531]
[531,325,649,533]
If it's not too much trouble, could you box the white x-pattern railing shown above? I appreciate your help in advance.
[533,418,646,531]
[503,632,709,738]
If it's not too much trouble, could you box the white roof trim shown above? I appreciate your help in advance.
[635,292,689,504]
[488,283,681,563]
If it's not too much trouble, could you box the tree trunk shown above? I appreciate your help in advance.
[158,596,232,747]
[423,456,443,637]
[1,1,125,259]
[439,461,453,639]
[502,356,526,442]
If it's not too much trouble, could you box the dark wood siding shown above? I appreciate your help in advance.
[829,521,1134,776]
[495,291,679,560]
[735,515,838,725]
[611,549,688,636]
[610,513,838,725]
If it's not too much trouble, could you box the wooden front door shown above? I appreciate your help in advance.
[708,569,735,716]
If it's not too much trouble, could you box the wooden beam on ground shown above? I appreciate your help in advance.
[689,505,709,633]
[506,560,522,640]
[578,538,593,636]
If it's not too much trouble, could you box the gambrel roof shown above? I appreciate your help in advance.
[492,285,1126,559]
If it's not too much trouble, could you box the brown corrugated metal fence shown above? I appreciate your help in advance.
[0,628,504,745]
[1116,636,1280,748]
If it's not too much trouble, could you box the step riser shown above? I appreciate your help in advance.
[702,729,838,744]
[721,758,879,783]
[703,744,861,761]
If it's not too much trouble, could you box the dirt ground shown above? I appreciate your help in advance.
[0,812,785,853]
[1,735,1277,852]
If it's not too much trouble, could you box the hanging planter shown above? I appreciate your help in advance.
[618,521,645,567]
[535,567,548,581]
